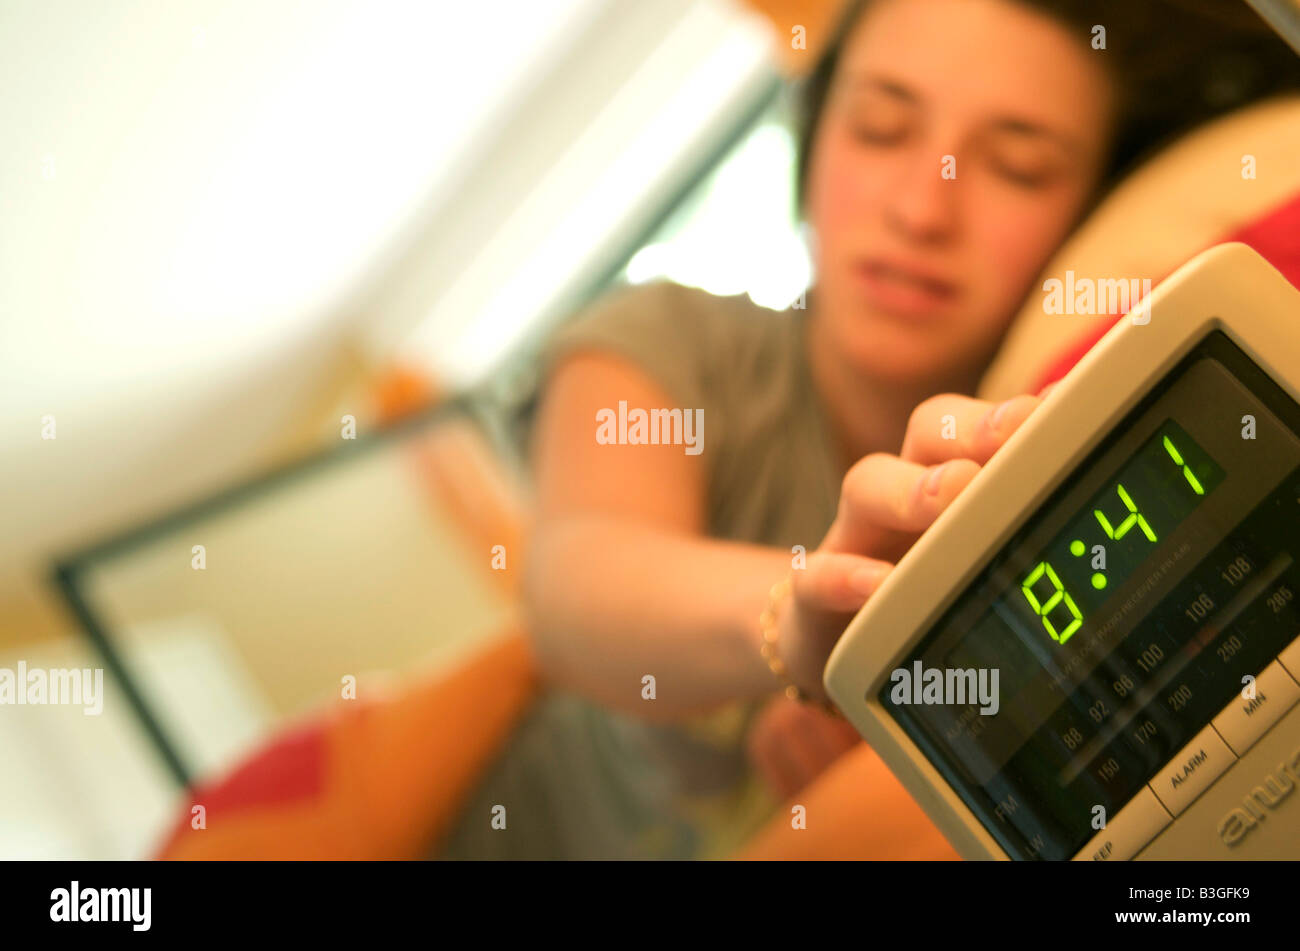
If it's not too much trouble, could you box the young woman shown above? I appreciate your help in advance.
[435,0,1300,860]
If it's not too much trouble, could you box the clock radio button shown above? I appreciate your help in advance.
[1148,724,1237,816]
[1073,787,1172,861]
[1211,660,1300,756]
[1276,630,1300,682]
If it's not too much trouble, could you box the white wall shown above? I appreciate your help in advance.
[0,0,778,857]
[0,0,776,594]
[0,0,609,584]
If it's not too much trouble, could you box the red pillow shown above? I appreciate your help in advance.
[1033,191,1300,393]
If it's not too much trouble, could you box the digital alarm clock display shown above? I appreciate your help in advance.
[1000,417,1225,643]
[884,331,1300,860]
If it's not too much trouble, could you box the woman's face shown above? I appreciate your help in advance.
[805,0,1116,387]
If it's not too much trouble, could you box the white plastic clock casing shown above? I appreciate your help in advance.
[823,243,1300,860]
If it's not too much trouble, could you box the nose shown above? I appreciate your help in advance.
[882,148,958,244]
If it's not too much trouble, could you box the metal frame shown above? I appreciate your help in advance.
[49,392,482,789]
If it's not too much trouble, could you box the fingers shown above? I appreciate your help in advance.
[898,393,1041,467]
[790,550,894,613]
[783,717,835,786]
[750,726,807,801]
[791,704,862,763]
[822,454,981,554]
[748,698,863,801]
[748,700,815,800]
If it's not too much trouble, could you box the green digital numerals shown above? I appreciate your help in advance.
[1021,560,1084,645]
[1162,435,1205,495]
[1018,429,1212,648]
[1093,482,1157,542]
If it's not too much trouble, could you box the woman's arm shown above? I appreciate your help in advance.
[527,349,1045,719]
[735,741,961,861]
[526,350,795,718]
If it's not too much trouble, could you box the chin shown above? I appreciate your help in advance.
[840,318,962,386]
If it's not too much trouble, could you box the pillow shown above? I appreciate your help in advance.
[978,95,1300,402]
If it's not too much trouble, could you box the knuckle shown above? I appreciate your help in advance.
[839,457,864,496]
[906,398,933,433]
[841,452,889,496]
[837,452,878,504]
[949,459,983,495]
[803,549,831,573]
[884,475,918,529]
[792,552,828,596]
[797,551,826,583]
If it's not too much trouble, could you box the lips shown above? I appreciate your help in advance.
[853,257,959,318]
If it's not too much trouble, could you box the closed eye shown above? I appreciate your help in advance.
[844,83,917,148]
[988,159,1053,188]
[981,119,1076,187]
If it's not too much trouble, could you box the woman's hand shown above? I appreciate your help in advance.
[777,392,1046,702]
[747,694,863,800]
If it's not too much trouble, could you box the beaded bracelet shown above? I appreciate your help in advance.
[758,574,843,718]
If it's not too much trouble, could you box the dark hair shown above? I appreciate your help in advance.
[795,0,1300,212]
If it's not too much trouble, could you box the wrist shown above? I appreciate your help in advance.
[757,572,840,714]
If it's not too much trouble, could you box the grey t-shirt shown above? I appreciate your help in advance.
[545,280,843,547]
[433,281,844,860]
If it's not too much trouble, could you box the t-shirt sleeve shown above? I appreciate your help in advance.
[539,281,711,413]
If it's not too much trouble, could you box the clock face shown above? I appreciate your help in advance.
[884,331,1300,860]
[1007,418,1225,643]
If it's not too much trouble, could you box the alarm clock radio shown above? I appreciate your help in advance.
[825,242,1300,860]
